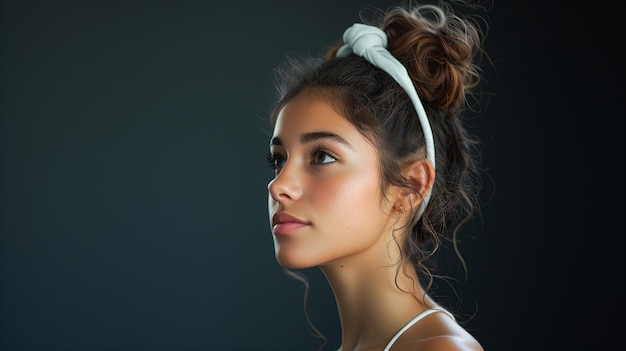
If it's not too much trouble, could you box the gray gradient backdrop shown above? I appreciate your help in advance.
[1,0,622,350]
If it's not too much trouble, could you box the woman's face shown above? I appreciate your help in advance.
[267,90,398,269]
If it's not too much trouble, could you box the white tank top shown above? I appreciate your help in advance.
[335,307,455,351]
[383,307,455,351]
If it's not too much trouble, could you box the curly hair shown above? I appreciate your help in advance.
[268,3,489,347]
[270,2,486,290]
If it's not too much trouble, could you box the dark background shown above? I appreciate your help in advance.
[1,0,622,350]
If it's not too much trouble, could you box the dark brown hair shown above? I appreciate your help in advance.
[269,1,488,345]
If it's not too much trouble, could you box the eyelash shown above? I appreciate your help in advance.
[266,146,338,171]
[266,152,284,170]
[310,146,338,165]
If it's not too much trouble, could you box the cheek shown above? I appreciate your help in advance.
[311,171,384,230]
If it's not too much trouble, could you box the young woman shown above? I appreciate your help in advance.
[266,2,487,350]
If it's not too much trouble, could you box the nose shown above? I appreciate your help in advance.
[267,161,303,204]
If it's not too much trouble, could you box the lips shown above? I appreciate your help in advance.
[272,212,310,235]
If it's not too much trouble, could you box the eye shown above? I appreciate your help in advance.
[266,152,286,173]
[311,149,337,165]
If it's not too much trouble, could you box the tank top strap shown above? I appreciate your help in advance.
[383,307,455,351]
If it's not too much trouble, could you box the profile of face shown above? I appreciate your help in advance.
[267,90,400,269]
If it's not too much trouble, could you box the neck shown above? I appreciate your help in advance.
[320,249,433,351]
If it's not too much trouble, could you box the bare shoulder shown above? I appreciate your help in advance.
[391,312,484,351]
[417,335,482,351]
[393,334,483,351]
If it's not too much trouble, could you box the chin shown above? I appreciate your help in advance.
[274,248,322,270]
[275,255,317,270]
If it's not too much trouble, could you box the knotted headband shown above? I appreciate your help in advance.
[335,23,435,218]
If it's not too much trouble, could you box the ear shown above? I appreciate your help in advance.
[395,158,435,212]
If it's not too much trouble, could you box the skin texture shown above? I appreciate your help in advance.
[267,90,482,351]
[268,90,398,270]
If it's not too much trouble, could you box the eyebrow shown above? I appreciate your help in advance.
[270,131,354,149]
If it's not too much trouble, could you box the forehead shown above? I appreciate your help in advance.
[272,91,355,138]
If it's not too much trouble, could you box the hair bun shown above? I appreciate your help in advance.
[382,4,482,112]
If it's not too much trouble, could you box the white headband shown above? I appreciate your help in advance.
[335,23,435,218]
